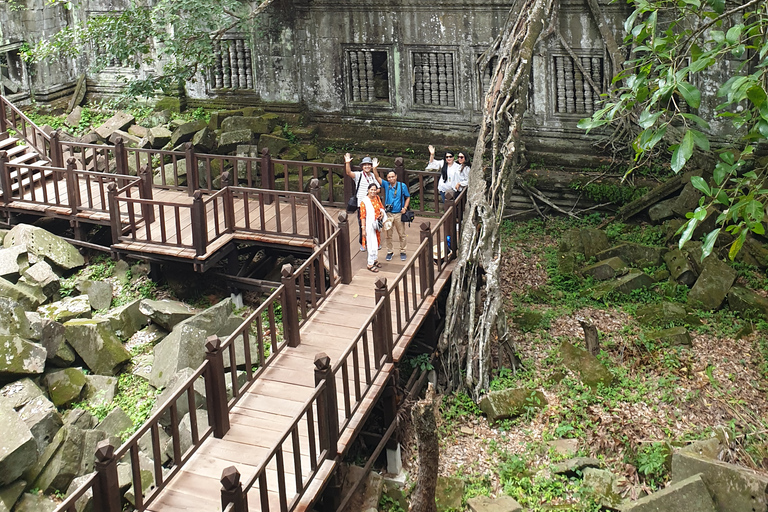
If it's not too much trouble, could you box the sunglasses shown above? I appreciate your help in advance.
[457,155,465,159]
[446,155,454,159]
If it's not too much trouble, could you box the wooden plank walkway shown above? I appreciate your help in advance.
[146,212,446,512]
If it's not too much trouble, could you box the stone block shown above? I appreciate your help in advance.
[0,297,34,339]
[149,323,208,388]
[635,302,701,327]
[99,299,148,339]
[154,97,181,112]
[18,395,63,455]
[40,319,75,368]
[582,257,627,281]
[108,129,142,148]
[648,197,678,224]
[644,326,692,347]
[671,451,768,512]
[97,407,133,438]
[21,261,60,298]
[258,133,290,157]
[689,257,737,310]
[727,286,768,320]
[664,249,697,287]
[128,124,148,138]
[591,269,654,299]
[673,178,703,217]
[148,126,172,149]
[151,367,207,426]
[558,228,611,259]
[77,280,113,311]
[191,126,216,153]
[0,245,29,281]
[139,299,197,331]
[94,112,136,140]
[170,120,207,146]
[0,335,46,378]
[478,388,547,422]
[208,109,242,130]
[39,296,91,322]
[65,106,82,128]
[63,318,132,376]
[4,224,84,270]
[0,277,45,310]
[0,402,37,486]
[221,115,273,134]
[625,474,716,511]
[551,457,601,475]
[548,438,578,458]
[0,480,26,512]
[560,340,613,388]
[83,375,118,408]
[435,476,464,512]
[0,378,44,410]
[155,159,187,186]
[12,492,58,512]
[64,474,93,512]
[679,438,721,459]
[44,368,87,407]
[583,467,622,508]
[467,495,523,512]
[218,129,254,154]
[595,242,666,269]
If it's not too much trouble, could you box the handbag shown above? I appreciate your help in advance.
[346,173,363,213]
[401,210,415,225]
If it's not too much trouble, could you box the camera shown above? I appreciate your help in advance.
[385,204,394,213]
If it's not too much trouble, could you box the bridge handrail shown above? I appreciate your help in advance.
[291,229,342,326]
[241,381,329,511]
[0,95,51,157]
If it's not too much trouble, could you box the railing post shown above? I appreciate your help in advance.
[280,263,301,347]
[205,335,231,438]
[92,440,121,512]
[185,142,198,196]
[108,181,120,245]
[221,171,236,234]
[314,353,338,458]
[394,156,405,184]
[220,466,248,512]
[0,98,6,133]
[0,151,10,205]
[337,211,352,284]
[114,137,128,176]
[191,190,207,256]
[420,222,434,295]
[65,158,78,215]
[308,178,321,241]
[138,165,155,224]
[49,130,62,167]
[445,190,457,259]
[261,147,274,204]
[373,277,393,363]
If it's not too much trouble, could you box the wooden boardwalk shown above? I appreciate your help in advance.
[1,95,464,512]
[147,216,449,512]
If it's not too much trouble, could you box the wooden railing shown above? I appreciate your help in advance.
[0,95,52,159]
[55,285,289,512]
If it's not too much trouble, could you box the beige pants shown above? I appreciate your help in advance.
[385,214,407,253]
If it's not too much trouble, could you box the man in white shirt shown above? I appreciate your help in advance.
[345,153,381,250]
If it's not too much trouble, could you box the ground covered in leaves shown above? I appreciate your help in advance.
[395,216,768,511]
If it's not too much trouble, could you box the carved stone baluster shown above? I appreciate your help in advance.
[236,40,247,89]
[229,42,239,89]
[214,41,223,89]
[350,52,360,102]
[222,41,231,88]
[574,56,584,114]
[422,53,431,104]
[365,51,375,102]
[413,53,424,104]
[592,57,602,96]
[437,53,447,105]
[445,53,455,106]
[555,56,565,113]
[244,45,253,89]
[429,53,439,106]
[564,56,575,113]
[582,57,592,113]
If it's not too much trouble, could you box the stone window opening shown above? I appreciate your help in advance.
[412,51,456,107]
[0,47,24,95]
[347,49,390,104]
[209,38,253,91]
[553,54,605,115]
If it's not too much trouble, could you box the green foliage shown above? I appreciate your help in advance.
[441,392,481,432]
[580,0,768,261]
[605,221,666,246]
[635,442,669,488]
[570,181,649,206]
[378,493,406,512]
[281,123,300,144]
[405,353,434,373]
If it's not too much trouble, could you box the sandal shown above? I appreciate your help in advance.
[374,261,382,268]
[367,265,379,273]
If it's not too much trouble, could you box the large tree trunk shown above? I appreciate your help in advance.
[408,384,439,512]
[440,0,557,401]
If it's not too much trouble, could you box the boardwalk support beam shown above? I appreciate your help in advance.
[185,143,198,196]
[373,278,393,365]
[337,211,353,284]
[220,466,248,512]
[65,158,78,216]
[0,151,10,205]
[261,147,274,204]
[205,335,231,438]
[419,222,434,296]
[139,165,155,224]
[445,190,458,260]
[114,138,128,176]
[314,353,338,458]
[93,440,122,512]
[281,263,301,347]
[107,181,120,245]
[50,130,63,168]
[191,190,207,256]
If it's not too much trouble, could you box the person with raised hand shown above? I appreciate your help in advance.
[345,153,381,251]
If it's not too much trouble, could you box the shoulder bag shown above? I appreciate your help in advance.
[346,173,363,213]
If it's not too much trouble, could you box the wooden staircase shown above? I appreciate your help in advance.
[0,132,53,196]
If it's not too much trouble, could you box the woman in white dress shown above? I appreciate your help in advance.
[426,145,461,202]
[359,183,386,272]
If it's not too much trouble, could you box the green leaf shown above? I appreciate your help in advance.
[711,30,725,43]
[689,56,714,74]
[747,86,767,108]
[726,25,743,45]
[758,120,768,138]
[638,109,663,129]
[690,129,710,151]
[671,131,695,173]
[701,228,720,257]
[681,113,710,130]
[720,152,735,165]
[752,223,766,236]
[677,82,701,109]
[691,176,711,196]
[693,205,708,221]
[707,0,725,14]
[729,229,747,260]
[732,44,746,58]
[713,162,729,186]
[679,218,699,249]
